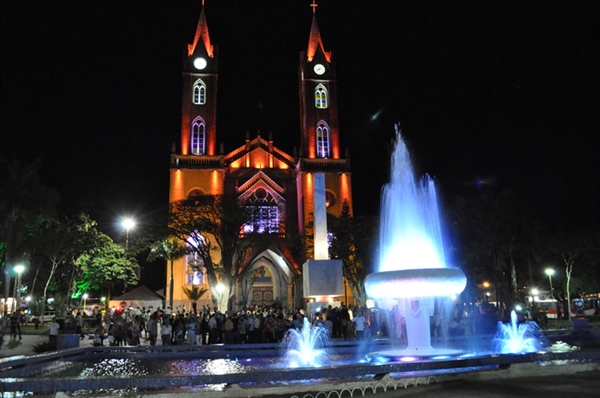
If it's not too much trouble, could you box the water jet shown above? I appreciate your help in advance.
[365,125,466,358]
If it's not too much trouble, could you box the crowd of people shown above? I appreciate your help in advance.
[2,300,543,351]
[46,301,507,348]
[56,303,379,347]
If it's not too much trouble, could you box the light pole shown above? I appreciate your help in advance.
[122,218,135,253]
[83,293,88,314]
[14,265,24,313]
[121,217,136,293]
[545,268,555,299]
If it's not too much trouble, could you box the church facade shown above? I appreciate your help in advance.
[167,2,353,312]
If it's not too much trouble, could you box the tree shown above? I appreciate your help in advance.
[448,188,534,307]
[0,158,59,314]
[168,195,270,313]
[182,285,208,315]
[148,237,191,309]
[30,214,93,318]
[76,232,138,300]
[327,201,378,305]
[552,226,600,320]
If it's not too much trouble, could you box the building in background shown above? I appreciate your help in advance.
[168,2,353,311]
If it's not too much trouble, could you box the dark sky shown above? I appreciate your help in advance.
[2,1,599,235]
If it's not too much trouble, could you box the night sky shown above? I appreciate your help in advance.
[2,1,599,236]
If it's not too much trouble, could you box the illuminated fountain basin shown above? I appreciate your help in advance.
[282,316,332,368]
[366,269,466,358]
[365,125,467,359]
[492,310,548,354]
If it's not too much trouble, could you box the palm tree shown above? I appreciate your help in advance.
[182,285,208,315]
[147,238,190,309]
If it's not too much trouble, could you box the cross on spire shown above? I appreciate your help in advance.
[310,0,318,14]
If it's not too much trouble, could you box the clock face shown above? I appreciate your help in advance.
[313,63,325,75]
[194,57,207,70]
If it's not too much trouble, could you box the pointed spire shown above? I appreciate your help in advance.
[188,1,214,58]
[306,1,331,62]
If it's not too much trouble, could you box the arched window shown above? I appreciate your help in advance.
[315,84,328,109]
[192,79,206,105]
[243,188,282,235]
[191,117,206,155]
[316,120,330,158]
[187,189,204,199]
[186,251,205,286]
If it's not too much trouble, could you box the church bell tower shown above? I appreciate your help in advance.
[297,2,353,247]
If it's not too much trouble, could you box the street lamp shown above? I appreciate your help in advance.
[122,218,136,253]
[121,217,136,293]
[14,265,25,313]
[83,293,89,314]
[545,268,555,299]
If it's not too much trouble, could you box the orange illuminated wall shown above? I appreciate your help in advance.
[169,169,186,202]
[169,169,224,203]
[338,173,353,215]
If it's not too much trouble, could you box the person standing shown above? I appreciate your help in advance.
[10,311,22,340]
[208,314,218,344]
[222,316,234,344]
[161,319,172,345]
[352,311,368,340]
[237,314,248,344]
[186,315,196,345]
[75,312,84,340]
[148,313,158,346]
[49,317,60,348]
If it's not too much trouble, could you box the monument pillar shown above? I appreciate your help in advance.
[303,173,343,319]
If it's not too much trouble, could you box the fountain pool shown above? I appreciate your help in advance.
[1,124,579,397]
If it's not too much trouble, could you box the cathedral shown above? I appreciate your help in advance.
[167,2,353,311]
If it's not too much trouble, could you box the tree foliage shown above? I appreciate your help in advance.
[182,285,208,314]
[76,231,138,299]
[29,213,96,315]
[448,188,542,306]
[327,201,378,305]
[27,213,139,309]
[0,158,59,313]
[168,195,271,312]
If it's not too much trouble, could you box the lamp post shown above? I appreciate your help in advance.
[121,217,136,293]
[83,293,88,314]
[14,265,24,313]
[545,268,555,299]
[122,218,135,253]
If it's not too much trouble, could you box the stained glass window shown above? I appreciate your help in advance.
[191,117,206,155]
[315,84,328,109]
[192,79,206,105]
[316,120,330,158]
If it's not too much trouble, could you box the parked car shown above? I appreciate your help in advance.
[27,311,56,323]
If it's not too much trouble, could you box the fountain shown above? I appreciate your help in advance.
[493,310,548,354]
[1,124,593,396]
[282,316,332,368]
[365,125,467,358]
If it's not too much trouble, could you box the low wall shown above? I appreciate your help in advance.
[57,334,80,350]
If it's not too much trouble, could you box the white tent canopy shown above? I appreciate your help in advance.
[109,286,164,313]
